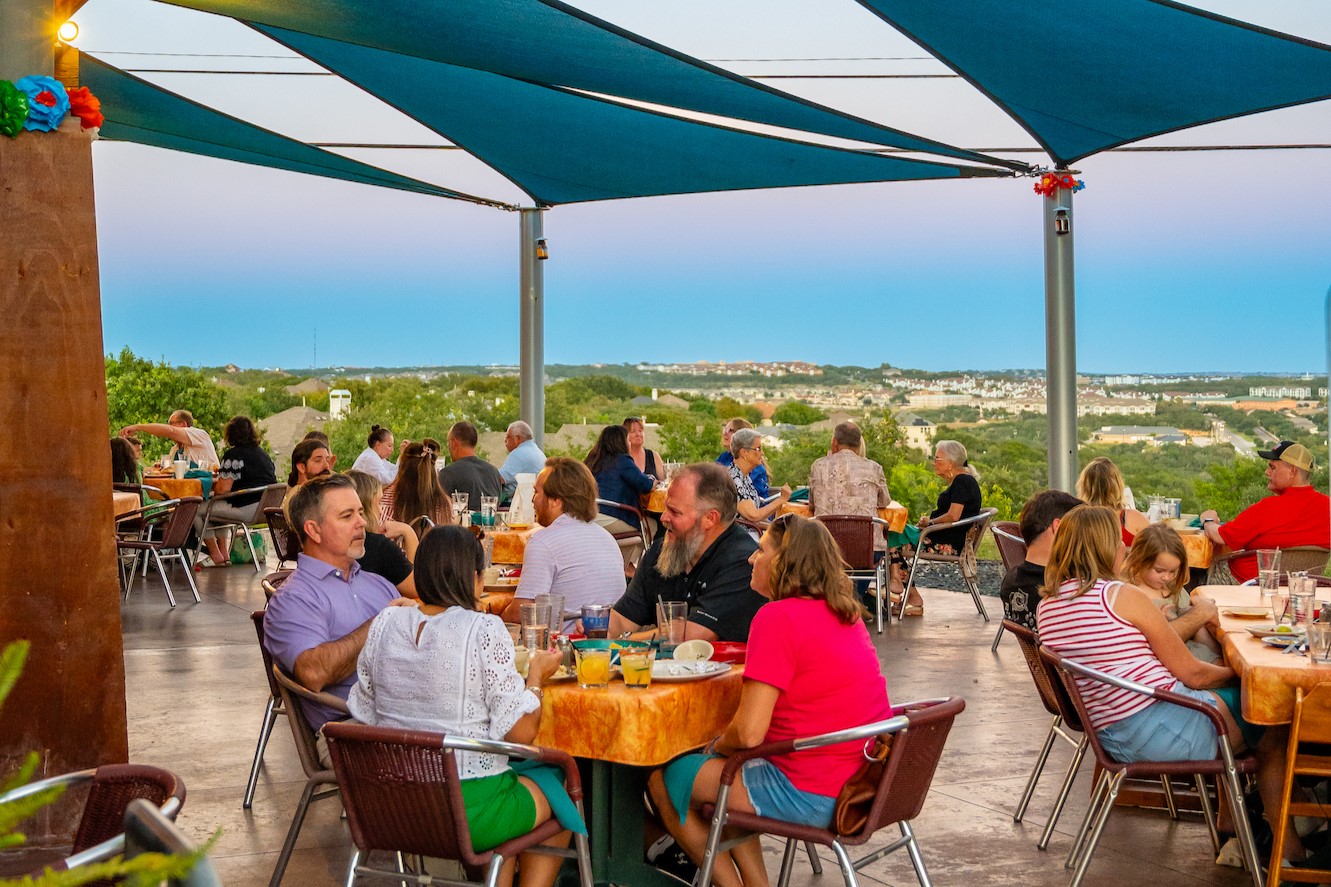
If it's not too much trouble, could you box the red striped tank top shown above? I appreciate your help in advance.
[1036,578,1176,728]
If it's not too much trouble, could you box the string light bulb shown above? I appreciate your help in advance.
[57,20,80,46]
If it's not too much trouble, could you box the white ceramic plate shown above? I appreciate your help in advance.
[651,661,731,682]
[1247,627,1301,639]
[1262,635,1303,649]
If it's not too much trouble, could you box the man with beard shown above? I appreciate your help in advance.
[263,475,414,760]
[500,458,626,627]
[283,438,335,506]
[609,462,765,642]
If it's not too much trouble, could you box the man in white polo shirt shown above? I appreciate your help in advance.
[119,409,219,466]
[501,458,625,625]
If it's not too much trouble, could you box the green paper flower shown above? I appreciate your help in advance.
[0,81,29,138]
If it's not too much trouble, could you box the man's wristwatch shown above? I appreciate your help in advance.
[1202,518,1217,525]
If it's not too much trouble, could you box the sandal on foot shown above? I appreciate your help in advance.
[902,604,924,617]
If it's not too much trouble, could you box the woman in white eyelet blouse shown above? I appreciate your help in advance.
[350,525,567,887]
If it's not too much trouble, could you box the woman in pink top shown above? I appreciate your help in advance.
[1037,505,1299,862]
[648,515,891,887]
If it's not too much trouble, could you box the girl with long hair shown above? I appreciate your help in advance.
[382,438,452,529]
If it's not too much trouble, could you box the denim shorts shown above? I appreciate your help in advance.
[742,758,836,828]
[1098,682,1221,762]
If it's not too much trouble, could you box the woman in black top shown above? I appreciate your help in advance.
[195,416,278,567]
[921,439,982,553]
[346,469,419,597]
[893,439,982,616]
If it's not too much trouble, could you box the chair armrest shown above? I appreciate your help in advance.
[1058,657,1230,739]
[597,498,645,523]
[0,768,95,805]
[444,736,584,802]
[271,664,351,715]
[115,498,181,526]
[1212,548,1252,565]
[206,487,257,504]
[717,710,920,786]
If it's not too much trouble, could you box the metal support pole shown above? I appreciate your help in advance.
[1043,176,1078,492]
[518,208,545,448]
[1,0,54,81]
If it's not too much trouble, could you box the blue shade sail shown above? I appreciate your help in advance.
[159,0,1022,170]
[80,55,506,205]
[252,25,1009,206]
[855,0,1331,167]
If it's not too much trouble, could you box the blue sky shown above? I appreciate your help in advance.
[78,0,1331,374]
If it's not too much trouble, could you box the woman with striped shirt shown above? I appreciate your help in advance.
[1037,505,1298,861]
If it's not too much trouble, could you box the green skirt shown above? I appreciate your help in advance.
[461,769,537,852]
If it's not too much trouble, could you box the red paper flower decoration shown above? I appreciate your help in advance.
[67,86,104,130]
[1033,172,1086,197]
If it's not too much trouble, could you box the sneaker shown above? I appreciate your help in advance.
[646,836,697,885]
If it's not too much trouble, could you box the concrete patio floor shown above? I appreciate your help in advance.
[113,555,1253,886]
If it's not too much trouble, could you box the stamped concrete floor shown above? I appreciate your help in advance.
[116,557,1253,886]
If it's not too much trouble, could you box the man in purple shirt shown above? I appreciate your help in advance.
[263,475,410,734]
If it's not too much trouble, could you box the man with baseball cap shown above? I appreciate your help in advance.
[1199,441,1329,583]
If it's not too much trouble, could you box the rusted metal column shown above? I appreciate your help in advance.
[0,123,128,844]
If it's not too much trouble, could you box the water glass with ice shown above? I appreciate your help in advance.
[657,600,687,654]
[535,593,565,635]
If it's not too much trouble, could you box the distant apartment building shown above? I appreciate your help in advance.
[1249,386,1312,399]
[907,393,972,408]
[1091,425,1190,446]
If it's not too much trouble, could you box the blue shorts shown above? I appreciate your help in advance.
[1098,682,1221,762]
[741,758,836,828]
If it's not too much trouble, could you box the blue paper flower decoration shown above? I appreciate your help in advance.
[14,75,70,132]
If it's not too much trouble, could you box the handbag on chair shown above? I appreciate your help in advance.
[833,734,892,834]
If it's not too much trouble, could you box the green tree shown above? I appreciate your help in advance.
[1194,458,1271,521]
[105,349,228,460]
[714,397,761,426]
[771,401,828,426]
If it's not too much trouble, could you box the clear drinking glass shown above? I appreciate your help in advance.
[480,495,499,526]
[621,648,656,689]
[535,593,565,635]
[656,600,687,654]
[581,604,612,639]
[1270,592,1293,627]
[520,602,552,651]
[1308,623,1331,665]
[575,647,612,689]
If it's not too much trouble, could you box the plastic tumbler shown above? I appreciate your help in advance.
[657,600,687,654]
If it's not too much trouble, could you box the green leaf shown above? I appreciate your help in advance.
[0,641,30,711]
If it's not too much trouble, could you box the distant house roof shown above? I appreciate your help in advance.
[284,378,330,395]
[258,405,330,471]
[655,393,689,410]
[630,395,655,406]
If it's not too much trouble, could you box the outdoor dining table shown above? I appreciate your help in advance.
[535,665,745,886]
[141,473,211,500]
[1210,584,1331,725]
[1178,529,1215,569]
[112,490,140,517]
[489,524,540,565]
[778,500,910,534]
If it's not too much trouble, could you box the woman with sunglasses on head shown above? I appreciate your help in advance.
[648,515,891,887]
[727,429,791,525]
[381,438,453,529]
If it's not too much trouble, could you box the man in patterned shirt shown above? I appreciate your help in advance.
[809,421,891,596]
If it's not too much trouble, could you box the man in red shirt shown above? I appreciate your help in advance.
[1200,441,1330,582]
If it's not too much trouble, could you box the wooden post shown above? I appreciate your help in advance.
[0,122,128,844]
